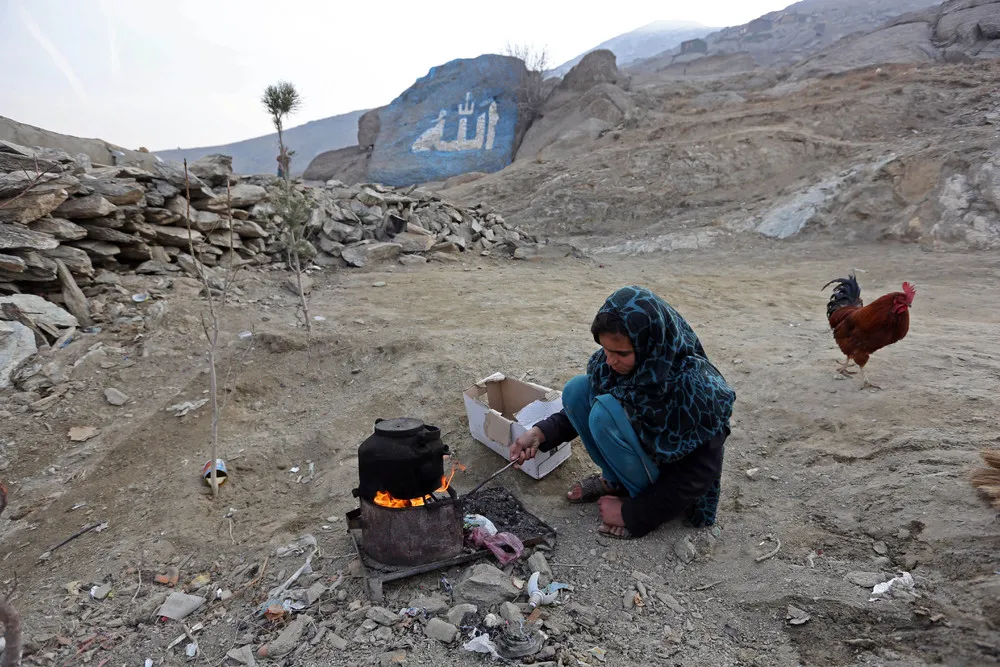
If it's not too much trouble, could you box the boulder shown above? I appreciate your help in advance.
[29,217,88,241]
[341,242,401,267]
[560,49,628,92]
[232,219,268,238]
[369,54,530,187]
[322,218,363,244]
[80,225,137,244]
[198,184,268,210]
[155,226,203,248]
[392,232,436,253]
[517,80,633,162]
[90,179,145,206]
[455,564,519,605]
[41,245,94,276]
[358,107,383,150]
[71,239,120,258]
[0,224,59,251]
[302,146,370,184]
[189,154,234,187]
[0,293,78,329]
[55,194,118,219]
[0,183,71,224]
[0,320,36,389]
[152,160,209,191]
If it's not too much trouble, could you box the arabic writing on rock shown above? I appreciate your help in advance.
[411,92,500,153]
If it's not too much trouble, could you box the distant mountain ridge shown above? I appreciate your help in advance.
[154,109,366,176]
[629,0,945,73]
[550,20,716,77]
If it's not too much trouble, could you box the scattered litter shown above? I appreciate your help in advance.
[189,573,211,589]
[68,426,100,442]
[289,466,300,474]
[156,592,206,620]
[145,660,153,667]
[786,605,811,625]
[90,583,112,600]
[200,459,228,487]
[38,520,108,561]
[464,514,498,536]
[466,527,523,565]
[589,647,607,662]
[276,534,318,558]
[131,293,149,303]
[463,632,502,659]
[185,642,199,658]
[155,566,180,587]
[527,571,568,607]
[372,281,387,287]
[167,399,208,417]
[755,534,782,563]
[238,331,254,340]
[313,315,326,321]
[870,572,916,602]
[69,502,87,511]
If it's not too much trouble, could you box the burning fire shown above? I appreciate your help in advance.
[373,462,464,508]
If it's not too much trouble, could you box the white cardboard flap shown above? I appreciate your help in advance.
[484,410,512,447]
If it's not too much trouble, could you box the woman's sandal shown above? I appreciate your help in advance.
[597,524,634,540]
[567,474,627,504]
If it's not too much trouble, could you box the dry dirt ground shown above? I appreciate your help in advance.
[1,239,998,666]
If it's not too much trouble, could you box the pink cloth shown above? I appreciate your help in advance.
[466,527,524,565]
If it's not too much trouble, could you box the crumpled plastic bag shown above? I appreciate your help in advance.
[466,527,524,565]
[464,514,498,536]
[276,534,317,557]
[870,572,916,602]
[463,632,501,659]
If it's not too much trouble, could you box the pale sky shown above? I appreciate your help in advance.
[0,0,792,150]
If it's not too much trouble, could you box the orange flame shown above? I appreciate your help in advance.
[372,462,464,508]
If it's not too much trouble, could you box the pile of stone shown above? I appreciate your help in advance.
[0,139,543,297]
[0,143,274,291]
[303,179,541,268]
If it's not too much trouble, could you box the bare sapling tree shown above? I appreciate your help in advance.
[261,81,302,182]
[261,81,313,331]
[272,182,315,330]
[182,159,245,498]
[502,42,550,122]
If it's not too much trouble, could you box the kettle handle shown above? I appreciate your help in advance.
[418,424,441,443]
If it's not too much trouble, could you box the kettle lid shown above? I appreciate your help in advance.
[374,417,425,438]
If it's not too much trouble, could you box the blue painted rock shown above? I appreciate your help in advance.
[369,55,528,187]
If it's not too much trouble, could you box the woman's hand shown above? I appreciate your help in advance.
[509,427,544,467]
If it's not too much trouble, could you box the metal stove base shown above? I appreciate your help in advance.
[347,528,491,602]
[346,485,557,602]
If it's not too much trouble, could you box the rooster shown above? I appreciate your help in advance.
[822,273,916,389]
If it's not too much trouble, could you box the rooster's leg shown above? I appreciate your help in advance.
[860,367,881,390]
[836,357,857,376]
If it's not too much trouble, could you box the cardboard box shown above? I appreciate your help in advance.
[463,372,571,479]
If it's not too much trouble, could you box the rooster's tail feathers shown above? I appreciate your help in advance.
[823,272,863,318]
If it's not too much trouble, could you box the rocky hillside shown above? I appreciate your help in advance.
[629,0,944,74]
[154,109,366,176]
[790,0,1000,79]
[550,20,715,77]
[439,56,1000,252]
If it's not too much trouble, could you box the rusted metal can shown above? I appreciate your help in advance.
[356,495,463,566]
[201,459,228,486]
